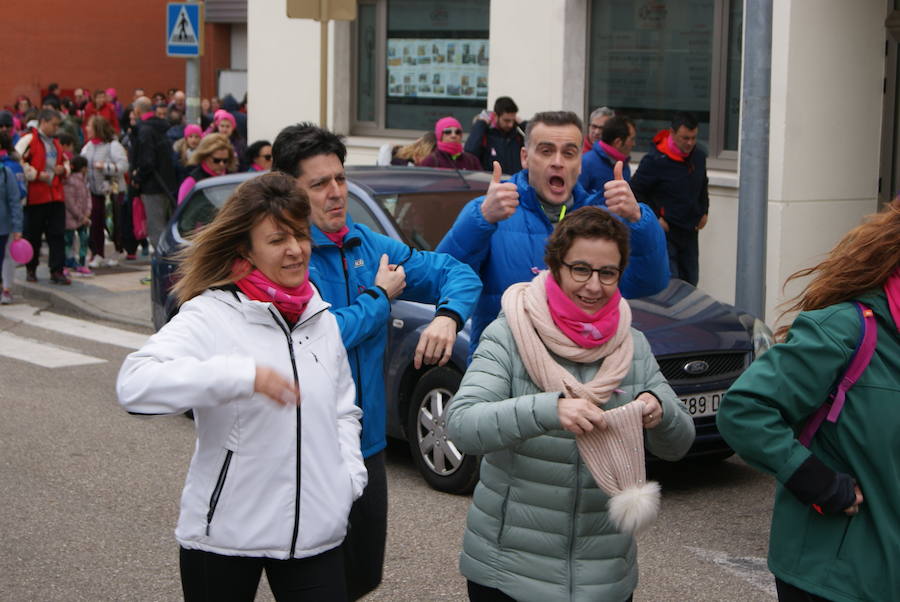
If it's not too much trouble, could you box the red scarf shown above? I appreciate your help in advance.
[545,273,621,348]
[886,268,900,333]
[599,140,627,163]
[323,225,349,247]
[89,137,104,145]
[653,129,688,162]
[233,260,313,323]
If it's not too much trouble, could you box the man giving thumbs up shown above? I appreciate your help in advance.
[437,110,669,357]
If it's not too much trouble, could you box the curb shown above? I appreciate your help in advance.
[17,280,154,332]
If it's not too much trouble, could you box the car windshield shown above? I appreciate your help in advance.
[177,182,240,238]
[374,191,477,251]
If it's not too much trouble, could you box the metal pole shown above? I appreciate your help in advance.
[320,18,328,127]
[735,0,773,320]
[185,57,201,125]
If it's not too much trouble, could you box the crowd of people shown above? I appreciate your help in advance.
[0,85,269,299]
[3,83,893,601]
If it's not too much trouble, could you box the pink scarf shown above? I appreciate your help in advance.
[886,268,900,333]
[545,272,622,348]
[437,141,463,157]
[599,140,627,163]
[324,225,349,247]
[234,261,313,323]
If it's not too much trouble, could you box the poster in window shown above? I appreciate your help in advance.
[387,38,489,100]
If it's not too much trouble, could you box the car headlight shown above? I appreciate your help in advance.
[739,314,774,359]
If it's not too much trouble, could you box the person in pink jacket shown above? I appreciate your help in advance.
[62,155,93,276]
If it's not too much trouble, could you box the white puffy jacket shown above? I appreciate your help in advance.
[117,287,367,560]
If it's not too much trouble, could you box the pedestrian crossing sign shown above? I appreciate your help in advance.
[166,3,204,57]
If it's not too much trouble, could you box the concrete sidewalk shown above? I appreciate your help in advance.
[12,254,155,332]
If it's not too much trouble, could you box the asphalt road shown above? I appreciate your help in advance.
[1,303,777,601]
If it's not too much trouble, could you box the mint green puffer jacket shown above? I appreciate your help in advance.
[446,315,695,602]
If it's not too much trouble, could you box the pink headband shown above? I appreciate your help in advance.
[435,116,462,140]
[184,124,202,137]
[214,109,236,127]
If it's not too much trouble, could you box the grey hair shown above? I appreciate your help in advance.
[589,106,615,122]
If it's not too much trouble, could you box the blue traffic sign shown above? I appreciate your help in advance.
[166,3,203,57]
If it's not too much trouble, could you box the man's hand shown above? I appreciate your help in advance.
[413,315,457,369]
[695,214,708,231]
[658,216,669,233]
[480,161,519,224]
[843,485,864,516]
[254,365,300,406]
[603,161,641,223]
[636,392,662,430]
[374,253,406,299]
[557,397,607,435]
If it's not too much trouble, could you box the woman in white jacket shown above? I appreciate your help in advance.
[117,172,366,601]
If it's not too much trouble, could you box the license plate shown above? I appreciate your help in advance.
[678,390,726,417]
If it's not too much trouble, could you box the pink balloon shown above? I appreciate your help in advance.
[9,238,33,264]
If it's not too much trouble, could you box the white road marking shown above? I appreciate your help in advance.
[0,332,106,368]
[686,546,776,598]
[0,305,148,350]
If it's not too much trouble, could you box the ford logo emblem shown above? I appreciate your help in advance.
[683,360,710,375]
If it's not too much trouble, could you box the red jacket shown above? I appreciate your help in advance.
[83,101,120,134]
[24,128,66,205]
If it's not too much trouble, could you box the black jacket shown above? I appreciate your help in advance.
[630,145,709,230]
[131,117,177,197]
[464,119,525,175]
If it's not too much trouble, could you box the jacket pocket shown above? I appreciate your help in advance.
[496,485,511,548]
[206,449,233,536]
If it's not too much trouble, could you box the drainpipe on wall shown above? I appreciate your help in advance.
[735,0,773,321]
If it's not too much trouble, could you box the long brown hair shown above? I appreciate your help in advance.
[188,133,237,171]
[172,172,310,304]
[88,115,115,143]
[775,199,900,340]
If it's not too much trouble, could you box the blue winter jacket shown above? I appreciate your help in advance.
[436,170,669,354]
[0,165,23,236]
[0,153,26,200]
[578,141,631,193]
[308,216,482,458]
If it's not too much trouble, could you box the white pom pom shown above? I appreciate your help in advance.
[607,481,661,535]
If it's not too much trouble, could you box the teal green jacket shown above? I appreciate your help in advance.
[717,291,900,601]
[446,315,695,602]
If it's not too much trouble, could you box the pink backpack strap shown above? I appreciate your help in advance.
[798,302,877,448]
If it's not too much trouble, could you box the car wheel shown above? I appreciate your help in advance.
[406,366,479,495]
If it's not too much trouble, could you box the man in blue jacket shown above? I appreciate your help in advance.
[579,115,636,193]
[272,123,481,601]
[437,110,669,356]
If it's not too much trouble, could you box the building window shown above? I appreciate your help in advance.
[587,0,743,161]
[354,0,490,134]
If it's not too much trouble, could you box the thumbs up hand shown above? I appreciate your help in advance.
[480,161,520,224]
[603,161,641,223]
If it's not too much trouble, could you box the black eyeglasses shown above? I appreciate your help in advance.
[210,157,229,165]
[442,128,462,136]
[562,261,621,284]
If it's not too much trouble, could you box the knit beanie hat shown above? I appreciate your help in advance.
[184,124,203,138]
[434,116,462,140]
[576,400,661,534]
[214,109,236,127]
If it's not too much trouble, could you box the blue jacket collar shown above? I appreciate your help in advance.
[311,214,363,248]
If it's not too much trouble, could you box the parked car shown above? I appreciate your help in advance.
[151,167,774,494]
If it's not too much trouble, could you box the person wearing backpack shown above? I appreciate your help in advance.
[716,199,900,602]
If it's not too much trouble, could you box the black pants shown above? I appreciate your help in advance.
[179,545,346,602]
[342,450,388,600]
[23,201,66,274]
[467,580,633,601]
[665,223,700,286]
[775,577,832,602]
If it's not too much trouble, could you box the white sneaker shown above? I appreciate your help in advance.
[88,256,102,269]
[0,290,12,305]
[104,257,119,267]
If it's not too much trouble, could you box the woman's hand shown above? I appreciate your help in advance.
[637,392,662,429]
[254,366,300,406]
[844,485,864,516]
[558,397,606,435]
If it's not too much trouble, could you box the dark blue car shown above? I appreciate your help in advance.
[152,167,773,494]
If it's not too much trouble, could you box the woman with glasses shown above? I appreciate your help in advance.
[419,116,482,171]
[177,133,237,204]
[447,206,694,602]
[246,139,273,172]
